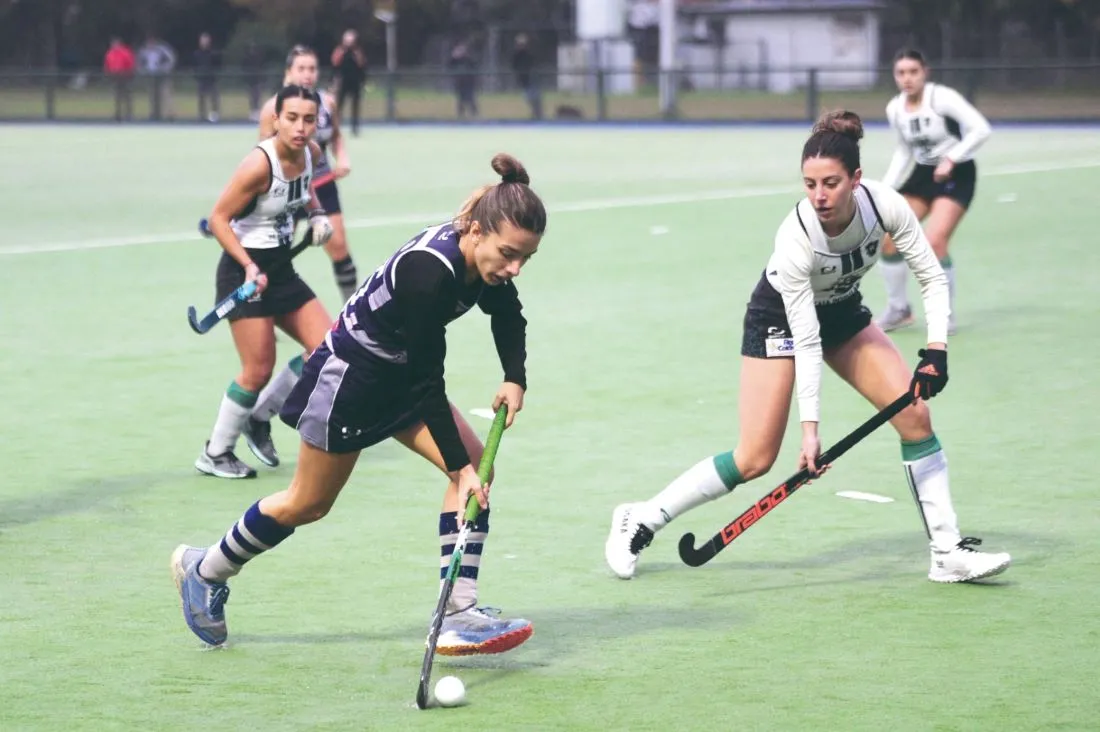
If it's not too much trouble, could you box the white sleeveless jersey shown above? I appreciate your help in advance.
[767,180,949,422]
[882,82,992,188]
[231,138,313,250]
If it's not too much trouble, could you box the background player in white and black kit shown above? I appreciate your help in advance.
[877,49,992,333]
[172,154,546,656]
[605,111,1010,585]
[260,46,359,303]
[195,85,335,479]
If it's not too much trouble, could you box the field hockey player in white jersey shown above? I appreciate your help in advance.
[260,45,359,302]
[606,111,1010,585]
[877,48,992,334]
[195,84,335,479]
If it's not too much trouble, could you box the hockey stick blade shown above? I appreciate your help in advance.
[185,229,313,335]
[416,405,507,710]
[678,393,913,567]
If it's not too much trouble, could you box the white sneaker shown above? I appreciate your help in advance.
[876,305,915,332]
[928,537,1011,583]
[604,503,654,579]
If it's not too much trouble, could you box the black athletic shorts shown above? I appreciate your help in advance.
[215,249,317,321]
[740,273,872,359]
[898,160,977,209]
[314,179,342,215]
[280,339,423,453]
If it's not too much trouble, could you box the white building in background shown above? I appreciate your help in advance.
[680,0,885,93]
[558,0,885,95]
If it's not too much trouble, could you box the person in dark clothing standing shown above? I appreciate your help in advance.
[330,29,367,135]
[449,41,479,120]
[510,34,541,120]
[195,32,221,122]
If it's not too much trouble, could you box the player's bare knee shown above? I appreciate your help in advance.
[893,400,933,441]
[239,362,275,392]
[735,449,777,481]
[324,233,349,261]
[927,233,950,261]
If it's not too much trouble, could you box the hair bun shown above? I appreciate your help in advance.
[812,110,864,143]
[492,153,530,185]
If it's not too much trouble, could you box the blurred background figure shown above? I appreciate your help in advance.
[103,36,134,122]
[511,34,542,120]
[448,40,479,119]
[194,32,221,122]
[331,29,367,135]
[137,33,176,121]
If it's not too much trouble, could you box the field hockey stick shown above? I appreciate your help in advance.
[186,227,314,335]
[677,393,913,567]
[416,405,508,710]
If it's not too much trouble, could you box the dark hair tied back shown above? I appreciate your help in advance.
[275,84,320,114]
[802,110,864,176]
[893,47,927,66]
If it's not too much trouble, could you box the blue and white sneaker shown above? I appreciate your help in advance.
[436,605,533,656]
[171,544,230,647]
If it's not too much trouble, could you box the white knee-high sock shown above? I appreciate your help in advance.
[903,435,961,553]
[640,452,744,531]
[880,255,910,311]
[251,355,304,422]
[208,382,257,456]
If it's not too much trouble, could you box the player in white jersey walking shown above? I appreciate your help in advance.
[195,85,335,479]
[605,111,1010,585]
[236,46,359,471]
[876,48,992,334]
[260,46,359,303]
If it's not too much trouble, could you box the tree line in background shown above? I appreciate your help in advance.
[1,0,1099,71]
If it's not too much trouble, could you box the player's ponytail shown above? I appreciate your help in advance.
[802,110,863,176]
[453,153,546,237]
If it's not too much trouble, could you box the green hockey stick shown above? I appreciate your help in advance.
[415,404,507,709]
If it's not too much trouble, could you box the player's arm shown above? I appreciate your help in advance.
[771,219,824,425]
[208,149,270,269]
[936,85,992,163]
[257,96,277,140]
[875,183,949,347]
[881,100,914,189]
[477,282,528,391]
[325,91,351,178]
[393,253,472,473]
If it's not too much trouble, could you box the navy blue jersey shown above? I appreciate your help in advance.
[326,222,527,471]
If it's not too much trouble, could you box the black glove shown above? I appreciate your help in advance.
[911,348,948,400]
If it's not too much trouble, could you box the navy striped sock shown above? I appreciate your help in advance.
[198,501,295,582]
[440,509,489,613]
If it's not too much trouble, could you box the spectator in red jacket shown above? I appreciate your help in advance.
[104,37,135,121]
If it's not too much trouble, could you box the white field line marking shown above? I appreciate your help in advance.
[836,490,895,504]
[6,158,1099,257]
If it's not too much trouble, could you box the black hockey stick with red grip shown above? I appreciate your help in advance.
[677,393,913,567]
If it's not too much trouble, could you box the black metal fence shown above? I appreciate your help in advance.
[3,62,1099,124]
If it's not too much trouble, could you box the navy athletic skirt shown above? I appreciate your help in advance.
[280,338,423,453]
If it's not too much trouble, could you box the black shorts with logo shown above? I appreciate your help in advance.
[898,160,977,210]
[214,248,317,321]
[740,273,872,359]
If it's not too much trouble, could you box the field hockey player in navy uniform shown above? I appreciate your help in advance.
[605,112,1010,585]
[195,84,335,479]
[876,48,992,334]
[173,154,546,656]
[260,45,359,303]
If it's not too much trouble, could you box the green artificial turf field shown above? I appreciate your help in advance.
[1,123,1098,731]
